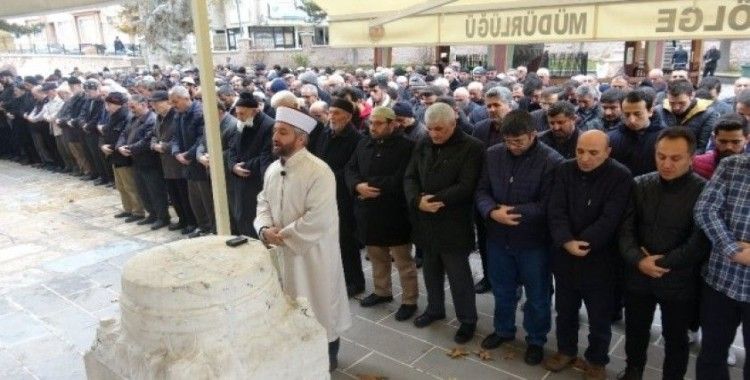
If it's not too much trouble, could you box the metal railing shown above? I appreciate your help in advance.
[2,43,142,57]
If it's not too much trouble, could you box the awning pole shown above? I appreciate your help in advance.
[190,0,231,236]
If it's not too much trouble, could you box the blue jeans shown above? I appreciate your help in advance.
[487,239,551,346]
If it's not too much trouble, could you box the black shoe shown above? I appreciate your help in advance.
[106,183,115,188]
[395,304,418,321]
[415,256,423,269]
[150,220,169,230]
[413,312,445,328]
[181,225,196,235]
[474,278,491,294]
[481,333,514,349]
[347,284,365,298]
[168,223,185,231]
[359,293,393,307]
[616,366,644,380]
[454,323,476,344]
[114,212,131,218]
[187,228,206,238]
[524,344,544,366]
[137,216,157,225]
[93,178,107,186]
[124,214,145,223]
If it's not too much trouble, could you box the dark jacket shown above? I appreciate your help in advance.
[469,105,489,124]
[345,133,414,246]
[405,128,484,253]
[530,109,549,132]
[456,109,474,135]
[76,97,104,135]
[655,98,718,154]
[151,108,183,179]
[576,105,602,130]
[100,106,131,167]
[475,139,564,249]
[312,123,363,226]
[57,92,87,142]
[171,101,207,180]
[471,118,503,148]
[538,128,579,159]
[607,121,663,177]
[227,112,274,191]
[548,158,633,287]
[118,111,159,168]
[619,171,710,299]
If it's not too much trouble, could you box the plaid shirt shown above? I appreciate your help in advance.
[696,154,750,302]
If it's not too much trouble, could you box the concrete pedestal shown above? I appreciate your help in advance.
[84,236,329,380]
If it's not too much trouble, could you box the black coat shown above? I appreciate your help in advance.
[404,128,484,253]
[226,112,274,236]
[151,109,183,179]
[538,128,579,159]
[548,158,633,287]
[345,133,414,246]
[312,123,362,227]
[118,111,159,168]
[100,106,131,167]
[57,92,87,142]
[76,97,104,136]
[607,121,663,177]
[618,171,710,299]
[471,118,503,148]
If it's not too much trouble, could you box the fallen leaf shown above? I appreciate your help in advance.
[446,347,469,359]
[501,348,516,360]
[473,349,493,361]
[356,374,388,380]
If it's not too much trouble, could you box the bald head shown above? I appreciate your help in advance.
[576,130,611,172]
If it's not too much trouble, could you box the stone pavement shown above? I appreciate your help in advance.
[0,159,744,380]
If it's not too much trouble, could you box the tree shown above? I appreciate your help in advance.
[116,0,194,65]
[297,0,327,24]
[0,19,42,37]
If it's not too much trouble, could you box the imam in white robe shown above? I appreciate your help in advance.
[254,147,352,342]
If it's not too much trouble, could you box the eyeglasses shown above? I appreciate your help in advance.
[503,136,530,146]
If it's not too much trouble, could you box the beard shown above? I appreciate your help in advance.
[716,149,739,162]
[272,140,295,158]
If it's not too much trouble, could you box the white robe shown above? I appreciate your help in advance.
[254,148,352,342]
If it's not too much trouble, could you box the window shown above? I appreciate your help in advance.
[226,28,240,51]
[213,30,228,51]
[313,26,328,46]
[248,26,296,49]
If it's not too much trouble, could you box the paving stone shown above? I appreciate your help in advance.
[412,346,519,379]
[0,297,19,316]
[0,349,34,380]
[66,287,118,313]
[8,286,76,317]
[75,262,121,291]
[40,307,98,335]
[0,312,51,346]
[342,316,433,365]
[24,349,85,380]
[338,338,373,370]
[346,351,436,380]
[45,274,96,296]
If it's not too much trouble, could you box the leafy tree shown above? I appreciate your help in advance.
[297,0,327,24]
[0,19,42,37]
[116,0,194,64]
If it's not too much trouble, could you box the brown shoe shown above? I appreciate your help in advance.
[584,364,607,380]
[543,352,576,372]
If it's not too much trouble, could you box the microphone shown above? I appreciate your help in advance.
[280,170,286,176]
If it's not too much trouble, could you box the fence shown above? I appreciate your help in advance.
[3,43,142,57]
[541,52,589,77]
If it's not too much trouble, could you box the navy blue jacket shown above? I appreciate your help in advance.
[469,105,489,124]
[171,101,207,180]
[548,158,633,287]
[471,118,503,148]
[475,139,564,249]
[607,121,663,177]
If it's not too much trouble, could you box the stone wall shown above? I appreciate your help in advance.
[0,54,145,76]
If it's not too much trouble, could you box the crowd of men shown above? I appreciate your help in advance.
[0,61,749,379]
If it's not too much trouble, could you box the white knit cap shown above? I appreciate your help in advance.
[275,106,317,134]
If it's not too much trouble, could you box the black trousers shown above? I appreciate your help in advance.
[133,165,170,221]
[166,178,195,227]
[83,133,110,180]
[554,279,613,365]
[422,248,478,324]
[625,290,693,379]
[696,283,750,380]
[339,211,364,290]
[187,179,214,231]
